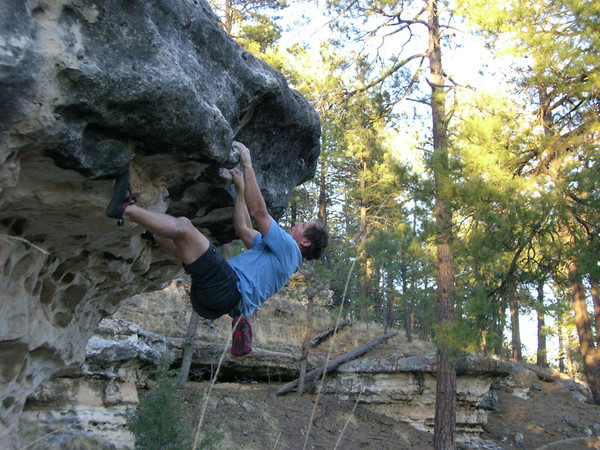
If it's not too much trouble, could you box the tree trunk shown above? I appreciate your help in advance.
[297,349,309,396]
[401,265,412,342]
[298,262,315,396]
[435,348,456,448]
[510,294,522,362]
[422,273,431,339]
[318,159,328,227]
[428,0,456,446]
[558,322,566,374]
[359,159,370,321]
[373,263,383,321]
[224,0,233,35]
[178,311,200,387]
[311,319,353,347]
[178,243,231,386]
[568,260,600,404]
[591,279,600,347]
[290,195,298,225]
[409,278,415,339]
[494,298,506,356]
[536,280,548,367]
[385,269,394,334]
[566,330,574,379]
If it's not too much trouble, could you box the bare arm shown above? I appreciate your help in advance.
[230,168,258,249]
[233,141,272,236]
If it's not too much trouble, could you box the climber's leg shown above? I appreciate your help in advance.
[123,205,209,265]
[151,235,183,261]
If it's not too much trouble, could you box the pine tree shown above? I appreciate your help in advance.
[460,0,600,403]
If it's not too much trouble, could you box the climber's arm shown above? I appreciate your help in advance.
[233,141,272,237]
[230,168,258,249]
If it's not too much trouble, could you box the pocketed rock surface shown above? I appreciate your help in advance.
[0,0,320,444]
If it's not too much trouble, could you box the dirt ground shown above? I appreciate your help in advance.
[480,380,600,449]
[181,382,434,449]
[120,285,600,449]
[180,377,600,450]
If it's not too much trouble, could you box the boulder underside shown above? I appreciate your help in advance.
[0,0,320,445]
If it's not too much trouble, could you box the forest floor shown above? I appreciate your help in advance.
[179,375,600,450]
[480,379,600,449]
[121,282,600,449]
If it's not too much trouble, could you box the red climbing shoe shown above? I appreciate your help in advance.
[231,316,252,356]
[106,171,135,226]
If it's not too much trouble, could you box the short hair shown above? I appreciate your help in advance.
[302,221,329,261]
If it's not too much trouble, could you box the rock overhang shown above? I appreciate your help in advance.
[0,0,321,444]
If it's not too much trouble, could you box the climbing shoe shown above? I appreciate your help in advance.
[231,316,252,357]
[106,171,135,226]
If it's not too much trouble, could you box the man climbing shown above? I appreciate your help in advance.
[106,141,328,356]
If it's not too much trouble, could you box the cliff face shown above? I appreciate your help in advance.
[0,0,320,443]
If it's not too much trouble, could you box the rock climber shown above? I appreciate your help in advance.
[106,141,328,356]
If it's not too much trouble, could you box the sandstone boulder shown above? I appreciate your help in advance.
[0,0,320,444]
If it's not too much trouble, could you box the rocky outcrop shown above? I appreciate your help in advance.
[18,316,520,448]
[19,317,307,448]
[0,0,320,444]
[317,354,514,441]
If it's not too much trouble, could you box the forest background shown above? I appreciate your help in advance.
[205,0,599,446]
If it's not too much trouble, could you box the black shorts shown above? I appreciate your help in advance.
[183,244,242,320]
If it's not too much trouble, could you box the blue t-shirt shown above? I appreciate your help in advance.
[227,218,303,316]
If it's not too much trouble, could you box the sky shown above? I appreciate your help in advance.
[278,0,512,91]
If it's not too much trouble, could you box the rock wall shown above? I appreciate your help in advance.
[318,354,513,442]
[0,0,321,444]
[19,317,306,448]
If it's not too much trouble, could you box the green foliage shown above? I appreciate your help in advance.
[194,419,228,450]
[127,358,192,450]
[434,319,483,357]
[208,0,287,53]
[240,16,282,53]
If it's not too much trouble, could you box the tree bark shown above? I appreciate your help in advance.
[297,313,313,395]
[290,194,298,225]
[224,0,233,35]
[428,0,456,446]
[568,260,600,404]
[318,159,328,227]
[297,263,315,396]
[359,159,371,320]
[536,280,548,367]
[591,279,600,347]
[510,293,522,362]
[558,322,566,374]
[401,265,412,342]
[178,311,200,387]
[297,348,309,396]
[385,269,395,334]
[494,298,506,356]
[566,330,574,379]
[423,273,431,339]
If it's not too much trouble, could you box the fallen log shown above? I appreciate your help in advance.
[310,319,354,347]
[276,331,398,396]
